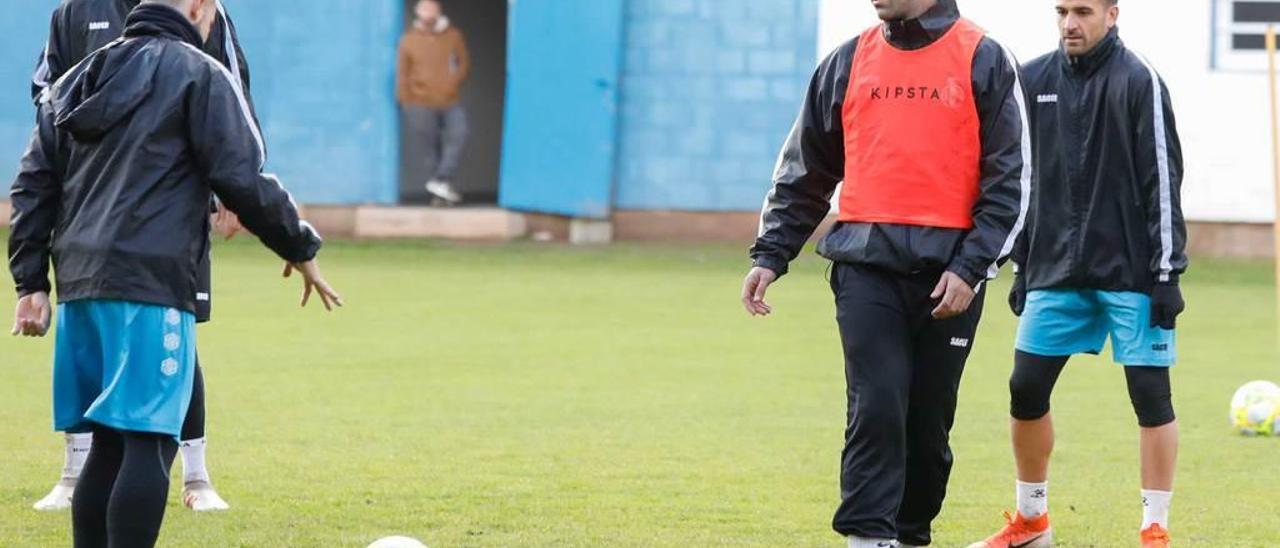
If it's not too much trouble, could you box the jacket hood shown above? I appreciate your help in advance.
[52,4,201,140]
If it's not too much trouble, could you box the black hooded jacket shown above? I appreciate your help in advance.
[1015,28,1187,293]
[9,5,320,314]
[30,0,256,322]
[750,0,1030,288]
[32,0,252,111]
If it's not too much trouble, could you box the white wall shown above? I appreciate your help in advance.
[818,0,1273,223]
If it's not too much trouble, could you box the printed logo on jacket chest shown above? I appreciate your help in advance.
[88,21,111,31]
[867,77,968,108]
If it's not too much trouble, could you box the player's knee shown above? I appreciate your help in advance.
[1009,372,1052,421]
[1125,366,1176,428]
[1128,385,1176,427]
[1009,357,1060,420]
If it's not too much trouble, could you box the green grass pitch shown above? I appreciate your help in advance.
[1,236,1278,546]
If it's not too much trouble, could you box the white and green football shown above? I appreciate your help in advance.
[1230,380,1280,437]
[368,537,428,548]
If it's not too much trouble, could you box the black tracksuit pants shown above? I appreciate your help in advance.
[829,263,985,545]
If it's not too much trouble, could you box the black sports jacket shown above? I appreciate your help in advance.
[750,0,1030,288]
[9,5,319,315]
[1015,28,1187,293]
[30,0,256,321]
[32,0,252,109]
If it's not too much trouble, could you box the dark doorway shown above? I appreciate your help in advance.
[398,0,507,204]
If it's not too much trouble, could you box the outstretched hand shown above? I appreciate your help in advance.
[283,260,344,311]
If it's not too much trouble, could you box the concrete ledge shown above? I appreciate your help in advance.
[524,213,572,242]
[612,209,836,242]
[1,199,1276,258]
[570,218,614,245]
[613,210,1276,261]
[353,206,527,241]
[299,205,358,239]
[1186,221,1272,260]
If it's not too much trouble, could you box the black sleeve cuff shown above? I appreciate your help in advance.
[279,237,322,265]
[947,260,985,290]
[751,255,789,278]
[16,280,52,297]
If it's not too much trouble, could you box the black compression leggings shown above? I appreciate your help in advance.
[1009,350,1176,428]
[181,360,205,442]
[72,427,178,548]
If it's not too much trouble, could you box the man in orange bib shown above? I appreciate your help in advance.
[742,1,1029,546]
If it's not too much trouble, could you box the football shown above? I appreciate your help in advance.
[367,536,428,548]
[1230,381,1280,436]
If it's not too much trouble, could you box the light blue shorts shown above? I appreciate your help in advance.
[53,300,197,438]
[1015,289,1176,367]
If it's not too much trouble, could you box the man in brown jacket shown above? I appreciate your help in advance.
[397,0,470,204]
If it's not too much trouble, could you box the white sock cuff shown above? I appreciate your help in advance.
[1141,489,1173,529]
[180,437,207,448]
[67,433,93,446]
[1017,480,1049,518]
[1017,480,1048,489]
[847,536,896,548]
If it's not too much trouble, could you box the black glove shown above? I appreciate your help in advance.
[1008,272,1027,316]
[1149,282,1185,329]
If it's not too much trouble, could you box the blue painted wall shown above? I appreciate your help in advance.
[614,0,819,211]
[0,1,59,177]
[0,0,401,206]
[221,0,401,205]
[2,0,818,212]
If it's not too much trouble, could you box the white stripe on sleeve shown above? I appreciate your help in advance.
[215,1,245,95]
[1136,54,1175,282]
[179,42,265,167]
[33,42,52,90]
[987,44,1033,280]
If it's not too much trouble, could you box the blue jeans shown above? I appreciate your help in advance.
[403,104,469,181]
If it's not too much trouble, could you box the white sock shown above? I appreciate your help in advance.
[1017,480,1049,518]
[847,536,896,548]
[1141,489,1172,529]
[62,433,93,482]
[180,437,210,485]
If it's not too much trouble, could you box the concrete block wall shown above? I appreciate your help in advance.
[0,1,58,179]
[0,1,401,207]
[614,0,819,212]
[230,0,402,205]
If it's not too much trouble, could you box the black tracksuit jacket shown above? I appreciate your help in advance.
[29,0,256,321]
[32,0,252,110]
[1015,29,1188,293]
[8,5,319,315]
[750,0,1030,288]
